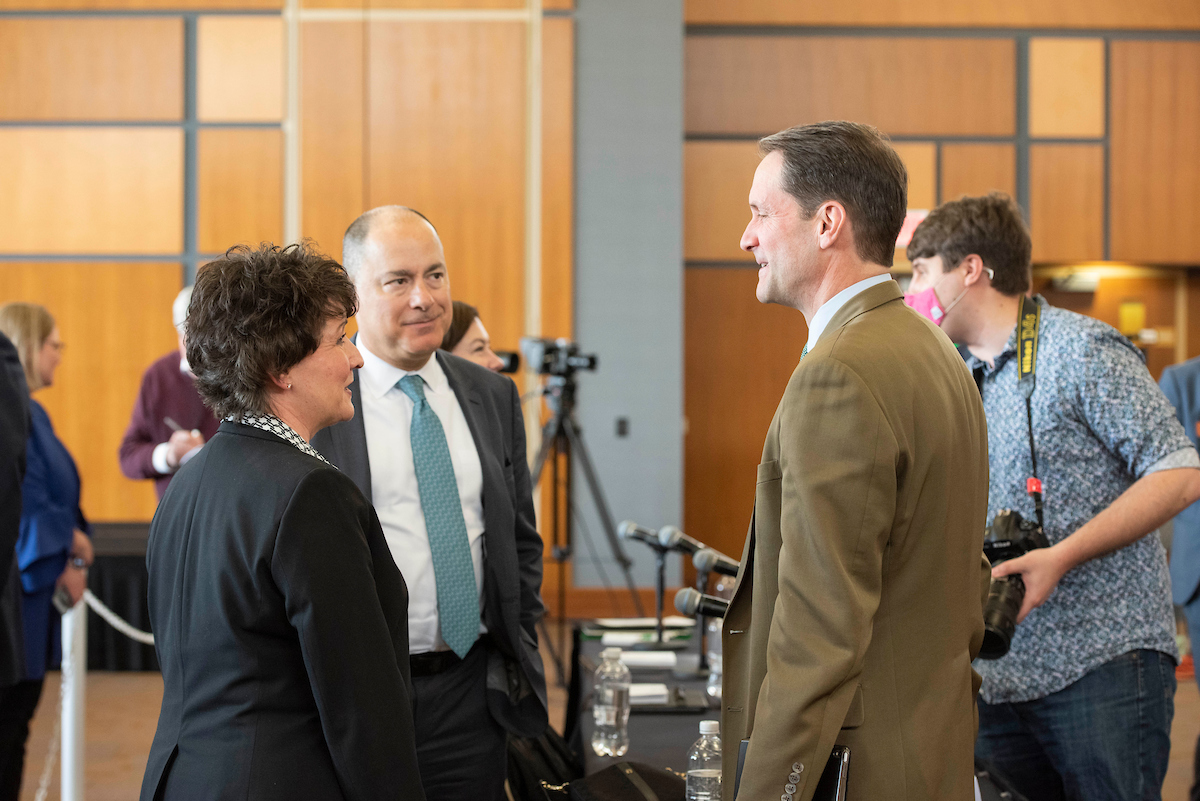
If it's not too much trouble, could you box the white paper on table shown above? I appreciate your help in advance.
[594,616,695,629]
[600,630,686,647]
[629,683,670,705]
[618,650,677,669]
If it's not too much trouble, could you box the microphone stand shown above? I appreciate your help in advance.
[653,544,669,645]
[695,568,711,673]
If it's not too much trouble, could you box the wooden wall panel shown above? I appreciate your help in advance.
[0,128,183,254]
[892,142,936,209]
[686,36,1015,137]
[0,262,182,521]
[198,128,283,253]
[0,0,277,9]
[541,16,573,339]
[1111,41,1200,264]
[0,19,182,121]
[685,267,806,562]
[197,15,284,122]
[366,21,526,351]
[1029,38,1105,139]
[1029,144,1104,263]
[302,0,522,9]
[940,143,1016,203]
[684,0,1200,30]
[684,141,760,262]
[1036,275,1178,379]
[300,21,364,262]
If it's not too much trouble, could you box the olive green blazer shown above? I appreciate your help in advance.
[722,280,991,801]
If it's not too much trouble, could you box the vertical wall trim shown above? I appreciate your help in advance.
[183,15,199,284]
[283,0,301,244]
[1102,37,1112,260]
[1177,272,1188,365]
[1014,34,1030,222]
[934,141,943,206]
[523,0,545,489]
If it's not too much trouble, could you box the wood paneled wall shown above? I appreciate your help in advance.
[682,11,1200,571]
[1,6,574,531]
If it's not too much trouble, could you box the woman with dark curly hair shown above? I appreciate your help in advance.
[139,243,424,801]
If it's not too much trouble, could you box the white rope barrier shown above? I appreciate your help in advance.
[38,590,155,801]
[82,589,155,645]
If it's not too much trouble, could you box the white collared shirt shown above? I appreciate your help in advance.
[358,342,486,654]
[804,273,894,354]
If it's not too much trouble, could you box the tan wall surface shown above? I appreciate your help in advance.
[0,18,183,121]
[940,143,1017,203]
[0,262,182,521]
[1030,144,1104,263]
[686,36,1015,136]
[0,128,183,254]
[1029,37,1106,139]
[684,141,761,262]
[198,128,284,253]
[197,15,284,122]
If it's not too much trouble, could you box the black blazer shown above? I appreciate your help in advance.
[140,422,424,801]
[0,332,29,687]
[312,351,549,738]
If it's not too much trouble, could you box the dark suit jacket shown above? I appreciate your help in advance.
[1161,359,1200,605]
[313,350,549,739]
[0,332,29,687]
[723,282,990,801]
[141,421,424,801]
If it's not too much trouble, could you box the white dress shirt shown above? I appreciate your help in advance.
[803,273,894,354]
[358,343,486,654]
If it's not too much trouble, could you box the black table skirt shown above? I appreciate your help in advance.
[86,523,158,672]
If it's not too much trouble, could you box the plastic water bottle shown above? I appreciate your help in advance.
[591,647,632,756]
[686,720,722,801]
[705,616,723,700]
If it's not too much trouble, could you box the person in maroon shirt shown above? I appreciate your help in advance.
[118,287,220,499]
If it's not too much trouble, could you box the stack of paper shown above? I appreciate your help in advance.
[617,650,677,669]
[629,683,670,705]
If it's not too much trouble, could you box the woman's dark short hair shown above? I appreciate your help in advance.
[441,301,480,352]
[906,193,1032,296]
[186,242,357,419]
[758,121,908,267]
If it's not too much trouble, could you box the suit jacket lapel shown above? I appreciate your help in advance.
[437,352,502,526]
[338,369,373,500]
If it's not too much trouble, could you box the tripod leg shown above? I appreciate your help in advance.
[531,414,564,486]
[561,416,646,617]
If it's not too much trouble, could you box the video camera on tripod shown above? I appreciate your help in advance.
[519,337,598,377]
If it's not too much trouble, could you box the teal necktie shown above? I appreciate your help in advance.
[398,374,478,658]
[801,344,808,361]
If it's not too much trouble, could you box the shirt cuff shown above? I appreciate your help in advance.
[1144,447,1200,475]
[152,442,178,475]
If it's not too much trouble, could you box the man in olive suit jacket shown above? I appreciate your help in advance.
[723,122,991,801]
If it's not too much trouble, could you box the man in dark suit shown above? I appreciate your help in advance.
[0,330,30,797]
[313,206,547,801]
[1160,358,1200,801]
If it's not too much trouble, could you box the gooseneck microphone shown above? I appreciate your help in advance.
[657,525,707,555]
[693,548,740,577]
[674,588,730,619]
[617,520,664,549]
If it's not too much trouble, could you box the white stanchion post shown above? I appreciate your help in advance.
[60,601,86,801]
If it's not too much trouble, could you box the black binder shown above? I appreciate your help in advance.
[734,740,850,801]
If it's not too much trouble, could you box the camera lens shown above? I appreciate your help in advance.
[979,575,1025,660]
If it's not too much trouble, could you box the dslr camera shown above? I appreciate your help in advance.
[519,337,598,377]
[979,509,1050,660]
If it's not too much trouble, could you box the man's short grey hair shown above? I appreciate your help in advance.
[342,206,438,280]
[172,285,193,330]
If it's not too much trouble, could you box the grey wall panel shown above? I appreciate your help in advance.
[570,0,684,588]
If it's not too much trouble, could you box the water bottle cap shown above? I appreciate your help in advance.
[700,720,719,734]
[600,647,623,661]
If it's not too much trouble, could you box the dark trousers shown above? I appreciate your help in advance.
[0,679,45,801]
[1183,598,1200,801]
[412,642,507,801]
[976,649,1175,801]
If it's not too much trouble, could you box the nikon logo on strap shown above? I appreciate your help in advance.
[1017,296,1040,397]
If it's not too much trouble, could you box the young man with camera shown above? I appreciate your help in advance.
[906,193,1200,800]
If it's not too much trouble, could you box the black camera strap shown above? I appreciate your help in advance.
[1016,295,1045,531]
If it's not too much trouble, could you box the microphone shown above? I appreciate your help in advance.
[693,548,739,577]
[674,588,730,619]
[618,520,664,549]
[496,351,520,374]
[657,525,707,555]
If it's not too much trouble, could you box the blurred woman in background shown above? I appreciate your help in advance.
[441,300,505,372]
[0,302,93,801]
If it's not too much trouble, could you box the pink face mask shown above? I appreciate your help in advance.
[903,285,952,325]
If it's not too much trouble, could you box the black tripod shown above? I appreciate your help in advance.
[531,372,645,686]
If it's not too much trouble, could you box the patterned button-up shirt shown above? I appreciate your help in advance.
[969,296,1196,704]
[228,411,331,466]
